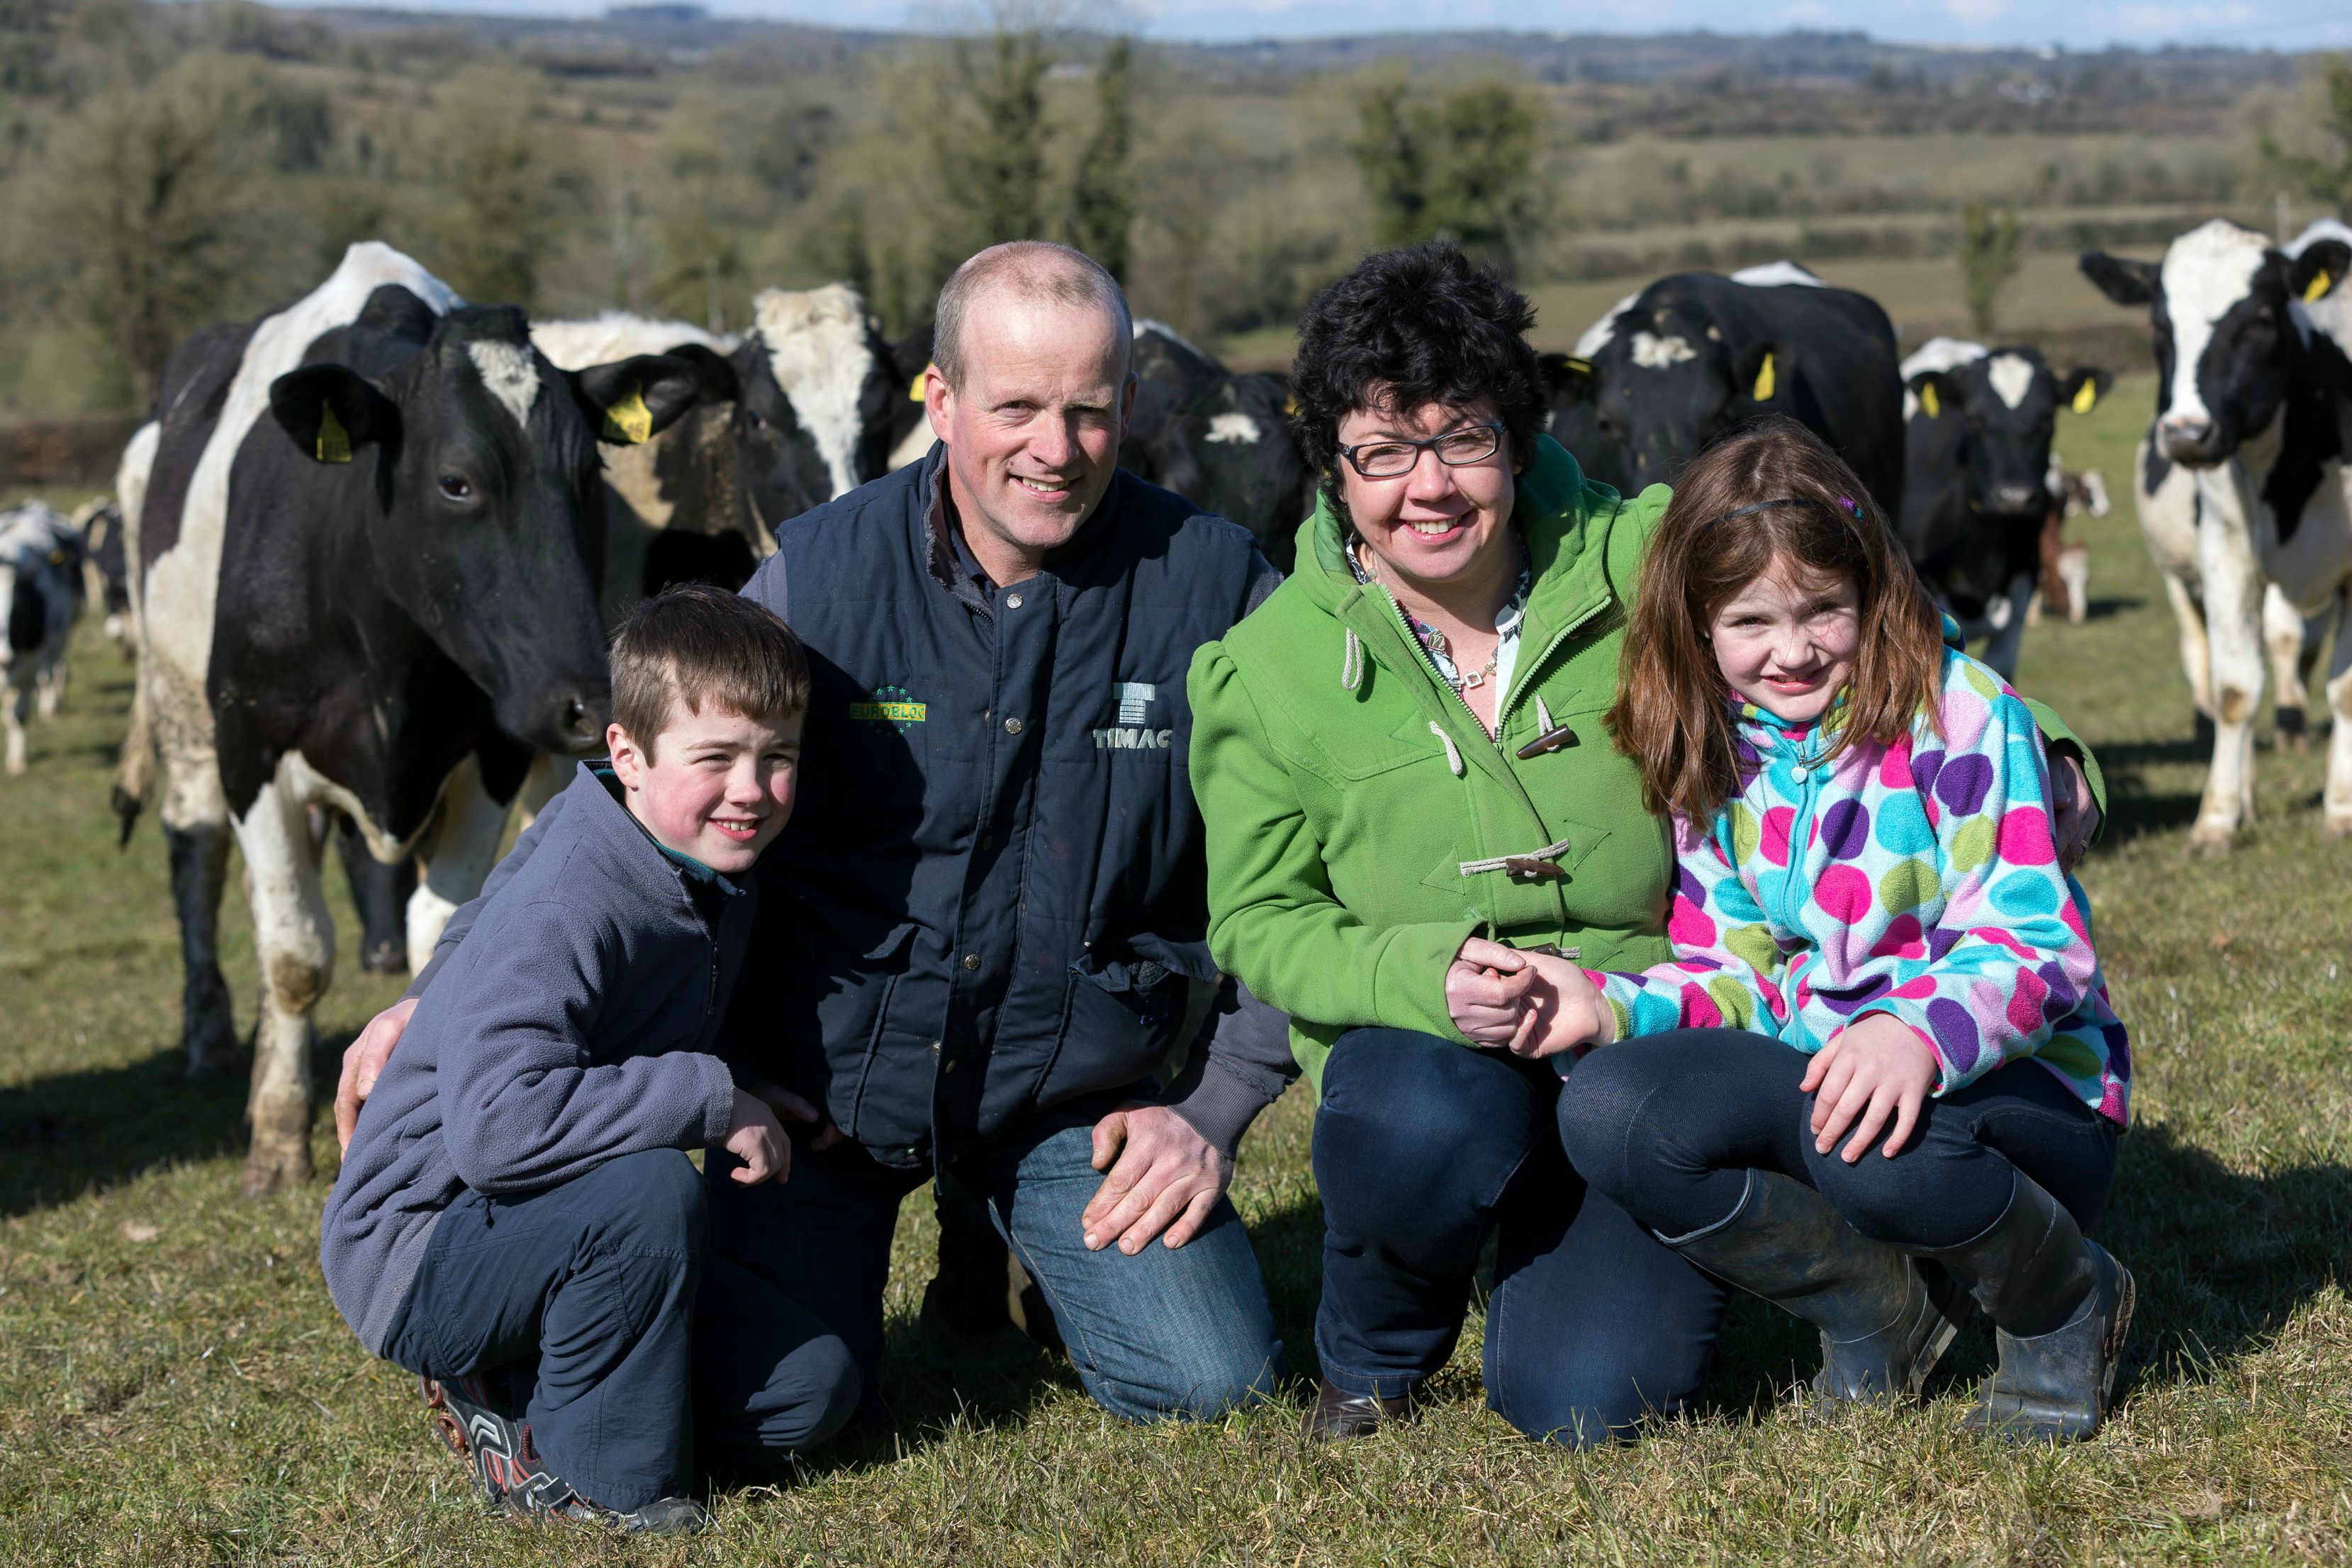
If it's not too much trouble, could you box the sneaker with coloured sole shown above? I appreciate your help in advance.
[418,1374,706,1535]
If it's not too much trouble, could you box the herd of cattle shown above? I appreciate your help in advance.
[3,216,2348,1194]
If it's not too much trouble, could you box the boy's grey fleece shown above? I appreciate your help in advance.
[320,763,753,1356]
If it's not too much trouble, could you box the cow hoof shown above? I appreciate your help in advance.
[2188,827,2237,859]
[240,1144,313,1198]
[358,940,408,975]
[2323,817,2352,842]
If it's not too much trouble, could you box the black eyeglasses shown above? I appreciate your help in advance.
[1335,422,1504,480]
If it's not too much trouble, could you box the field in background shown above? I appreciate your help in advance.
[2,376,2349,1562]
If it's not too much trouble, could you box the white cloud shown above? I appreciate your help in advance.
[1944,0,2010,23]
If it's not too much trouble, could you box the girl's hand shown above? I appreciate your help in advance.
[1447,937,1539,1048]
[1507,953,1612,1060]
[1803,1016,1940,1163]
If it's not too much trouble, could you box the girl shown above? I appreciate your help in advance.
[1547,417,2134,1443]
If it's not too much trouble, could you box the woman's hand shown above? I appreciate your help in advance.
[1447,937,1538,1047]
[1506,953,1612,1060]
[1803,1016,1941,1163]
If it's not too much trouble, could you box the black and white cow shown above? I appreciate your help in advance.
[1,500,84,775]
[1541,260,1904,517]
[744,284,904,500]
[1115,323,1311,571]
[1896,337,2110,678]
[117,241,710,1192]
[2083,218,2352,852]
[72,498,133,651]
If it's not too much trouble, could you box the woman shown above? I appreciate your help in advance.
[1187,242,2103,1444]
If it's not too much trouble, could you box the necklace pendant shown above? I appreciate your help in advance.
[1460,668,1486,690]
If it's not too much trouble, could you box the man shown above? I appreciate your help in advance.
[337,242,1292,1426]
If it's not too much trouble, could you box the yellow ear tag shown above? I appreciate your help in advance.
[47,547,68,566]
[603,383,654,445]
[2071,379,2099,415]
[1282,395,1299,417]
[1563,357,1592,375]
[909,369,929,402]
[2305,269,2335,304]
[1752,352,1776,401]
[316,403,352,464]
[1920,383,1941,418]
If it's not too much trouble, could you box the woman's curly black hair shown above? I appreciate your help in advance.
[1289,242,1549,526]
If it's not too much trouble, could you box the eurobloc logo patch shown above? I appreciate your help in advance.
[1094,681,1172,751]
[851,684,926,730]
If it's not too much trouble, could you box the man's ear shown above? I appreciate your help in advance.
[2059,367,2111,415]
[1538,352,1596,405]
[570,353,715,446]
[1906,369,1957,420]
[2080,251,2159,308]
[2287,239,2351,306]
[269,365,399,464]
[1736,340,1782,403]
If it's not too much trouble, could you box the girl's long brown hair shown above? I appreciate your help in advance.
[1606,417,1946,826]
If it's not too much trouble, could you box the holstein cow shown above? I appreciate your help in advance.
[1541,259,1903,516]
[117,241,709,1192]
[2032,454,2107,625]
[1119,323,1311,572]
[2083,219,2352,852]
[0,500,84,775]
[745,284,904,500]
[1896,336,2110,678]
[73,498,133,651]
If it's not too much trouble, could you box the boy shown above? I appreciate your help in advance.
[321,585,859,1535]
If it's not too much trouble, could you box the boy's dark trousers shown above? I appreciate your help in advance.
[380,1148,860,1512]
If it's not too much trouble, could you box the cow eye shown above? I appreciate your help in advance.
[437,474,474,502]
[746,409,768,432]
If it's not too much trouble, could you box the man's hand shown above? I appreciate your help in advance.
[1507,953,1612,1060]
[724,1087,790,1185]
[1447,936,1538,1048]
[748,1080,844,1152]
[335,995,418,1153]
[2048,745,2100,875]
[1803,1015,1941,1163]
[1082,1103,1229,1255]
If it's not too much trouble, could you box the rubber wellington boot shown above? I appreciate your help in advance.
[1925,1170,2134,1443]
[1663,1169,1964,1409]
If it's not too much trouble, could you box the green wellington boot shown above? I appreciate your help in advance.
[1925,1170,2134,1443]
[1664,1169,1966,1411]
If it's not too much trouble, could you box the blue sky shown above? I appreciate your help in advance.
[346,0,2352,52]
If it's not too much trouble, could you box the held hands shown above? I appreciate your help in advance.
[1445,938,1611,1060]
[1803,1014,1942,1163]
[724,1087,790,1185]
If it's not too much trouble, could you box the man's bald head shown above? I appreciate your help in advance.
[933,242,1133,390]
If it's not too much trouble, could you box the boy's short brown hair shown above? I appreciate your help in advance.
[610,583,810,756]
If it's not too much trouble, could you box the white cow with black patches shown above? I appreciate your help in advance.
[0,501,84,775]
[2084,218,2352,853]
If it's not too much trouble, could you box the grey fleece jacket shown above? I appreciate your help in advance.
[320,763,752,1355]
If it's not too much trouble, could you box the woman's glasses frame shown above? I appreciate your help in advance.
[1334,421,1506,481]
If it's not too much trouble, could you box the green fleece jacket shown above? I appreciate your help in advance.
[1188,435,2102,1093]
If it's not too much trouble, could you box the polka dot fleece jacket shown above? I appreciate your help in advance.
[1589,645,2131,1127]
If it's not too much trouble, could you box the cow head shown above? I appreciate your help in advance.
[2083,220,2350,468]
[1907,349,2109,521]
[747,284,899,498]
[707,340,831,537]
[1545,291,1783,491]
[267,291,707,755]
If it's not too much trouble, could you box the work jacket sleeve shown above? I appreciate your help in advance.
[1190,642,1478,1048]
[1590,819,1788,1045]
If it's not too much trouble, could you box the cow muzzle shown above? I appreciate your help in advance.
[2157,415,2225,467]
[1989,483,2046,517]
[530,687,610,754]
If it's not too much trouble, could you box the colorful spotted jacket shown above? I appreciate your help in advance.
[1589,646,2132,1126]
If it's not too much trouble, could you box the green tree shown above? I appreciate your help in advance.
[419,65,567,306]
[1068,37,1134,281]
[1958,200,2021,338]
[933,24,1049,259]
[1351,75,1540,267]
[2259,54,2352,215]
[651,105,754,331]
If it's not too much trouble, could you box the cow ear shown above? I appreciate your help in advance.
[570,353,715,446]
[269,365,398,464]
[1538,352,1596,404]
[2287,239,2351,306]
[1737,341,1781,403]
[662,343,741,405]
[1905,369,1954,420]
[2080,251,2158,307]
[2060,368,2111,416]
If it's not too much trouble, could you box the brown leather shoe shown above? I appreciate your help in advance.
[1301,1377,1415,1442]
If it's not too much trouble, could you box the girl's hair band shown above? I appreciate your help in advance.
[1705,495,1866,527]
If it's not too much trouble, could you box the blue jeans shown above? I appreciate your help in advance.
[381,1149,862,1511]
[1556,1028,2119,1247]
[1311,1028,1730,1446]
[708,1092,1284,1422]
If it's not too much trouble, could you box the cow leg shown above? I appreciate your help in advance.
[2264,583,2311,754]
[407,755,509,975]
[232,764,335,1196]
[513,749,564,833]
[2190,495,2265,856]
[165,822,236,1075]
[35,656,65,719]
[2323,591,2352,839]
[1978,571,2037,683]
[335,814,417,975]
[2161,571,2216,744]
[2058,545,2090,626]
[3,681,24,775]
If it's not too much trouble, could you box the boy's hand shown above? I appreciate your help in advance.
[1803,1017,1941,1163]
[749,1080,844,1151]
[1447,937,1538,1047]
[724,1088,790,1185]
[336,995,417,1152]
[1506,953,1611,1060]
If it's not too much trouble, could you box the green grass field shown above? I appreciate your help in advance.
[3,377,2348,1564]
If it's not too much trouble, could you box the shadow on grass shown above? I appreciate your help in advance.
[0,1029,355,1218]
[2078,595,2145,622]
